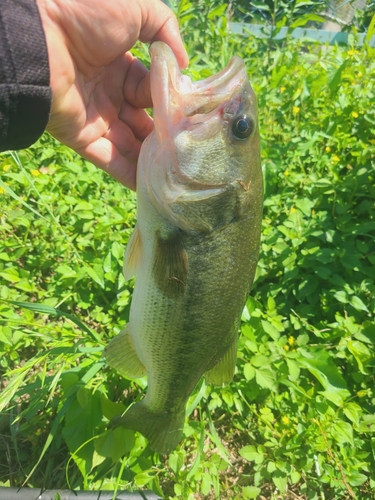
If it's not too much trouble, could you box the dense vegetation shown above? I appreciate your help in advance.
[1,1,374,498]
[229,0,374,30]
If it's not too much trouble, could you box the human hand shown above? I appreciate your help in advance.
[36,0,188,190]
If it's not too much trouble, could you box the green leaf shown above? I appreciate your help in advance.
[222,391,233,407]
[290,470,301,484]
[239,446,264,464]
[255,367,276,390]
[85,265,105,288]
[319,390,344,406]
[95,427,135,462]
[334,290,349,304]
[244,363,255,381]
[134,472,153,487]
[103,251,112,273]
[347,340,371,374]
[0,326,12,345]
[371,437,375,461]
[207,414,231,464]
[332,421,354,445]
[267,461,277,473]
[261,320,280,340]
[56,264,77,278]
[295,198,314,217]
[343,402,362,427]
[100,395,126,420]
[286,359,300,381]
[298,348,349,404]
[251,354,269,367]
[201,472,212,495]
[297,276,318,298]
[169,450,186,475]
[350,295,369,312]
[270,66,288,89]
[242,486,261,498]
[207,4,227,18]
[347,470,368,487]
[329,60,349,93]
[296,333,309,346]
[290,13,326,28]
[272,471,287,492]
[111,241,124,261]
[365,12,375,43]
[0,269,20,283]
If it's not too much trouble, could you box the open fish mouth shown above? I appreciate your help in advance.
[149,42,248,126]
[142,42,257,215]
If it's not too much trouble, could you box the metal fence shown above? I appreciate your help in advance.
[0,488,162,500]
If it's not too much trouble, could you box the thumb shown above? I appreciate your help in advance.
[138,0,189,69]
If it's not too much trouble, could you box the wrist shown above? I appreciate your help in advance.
[35,0,75,125]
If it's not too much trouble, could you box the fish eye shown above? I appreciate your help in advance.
[232,115,254,140]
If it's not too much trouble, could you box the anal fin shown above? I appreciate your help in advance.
[204,335,237,386]
[103,325,146,379]
[123,224,141,280]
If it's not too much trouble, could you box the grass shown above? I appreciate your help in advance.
[1,2,375,499]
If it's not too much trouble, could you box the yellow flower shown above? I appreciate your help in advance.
[30,169,41,176]
[288,336,296,346]
[351,111,358,118]
[281,416,290,425]
[283,345,290,351]
[0,182,9,195]
[332,155,340,162]
[2,164,11,171]
[347,49,359,56]
[290,207,296,213]
[280,86,286,92]
[325,146,331,153]
[293,106,300,115]
[357,72,362,77]
[284,170,290,176]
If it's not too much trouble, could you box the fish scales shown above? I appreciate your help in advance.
[104,41,263,453]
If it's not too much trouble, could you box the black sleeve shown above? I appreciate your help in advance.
[0,0,52,152]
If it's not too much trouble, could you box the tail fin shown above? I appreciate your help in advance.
[110,401,185,454]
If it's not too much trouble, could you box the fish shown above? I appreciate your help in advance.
[104,41,263,454]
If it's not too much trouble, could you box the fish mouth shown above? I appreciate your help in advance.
[149,42,248,133]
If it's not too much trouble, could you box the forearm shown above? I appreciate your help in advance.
[0,0,51,152]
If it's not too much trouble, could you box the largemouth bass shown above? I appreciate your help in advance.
[104,42,263,454]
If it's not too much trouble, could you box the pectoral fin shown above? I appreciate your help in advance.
[103,325,146,379]
[204,335,237,386]
[123,224,141,280]
[153,231,188,298]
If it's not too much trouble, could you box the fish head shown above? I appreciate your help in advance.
[138,41,261,231]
